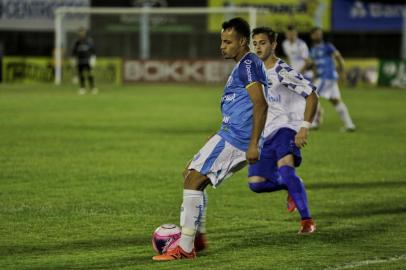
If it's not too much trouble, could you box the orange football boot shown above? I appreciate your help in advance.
[152,245,196,261]
[298,219,316,234]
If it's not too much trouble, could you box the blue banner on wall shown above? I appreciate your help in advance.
[332,0,406,32]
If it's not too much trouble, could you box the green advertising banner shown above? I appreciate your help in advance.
[3,57,54,83]
[208,0,331,33]
[62,58,122,85]
[344,58,378,87]
[2,57,122,85]
[378,59,406,88]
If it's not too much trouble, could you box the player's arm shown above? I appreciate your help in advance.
[295,91,318,148]
[300,58,314,74]
[333,50,345,78]
[281,41,290,64]
[89,39,97,67]
[301,42,310,60]
[71,42,78,66]
[246,82,268,164]
[278,66,318,148]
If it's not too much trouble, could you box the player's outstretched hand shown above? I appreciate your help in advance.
[295,127,308,148]
[246,144,260,164]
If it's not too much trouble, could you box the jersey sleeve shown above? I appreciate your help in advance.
[276,62,316,98]
[238,54,267,88]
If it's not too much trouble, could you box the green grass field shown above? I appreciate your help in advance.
[1,83,405,270]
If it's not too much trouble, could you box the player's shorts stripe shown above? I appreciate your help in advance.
[200,138,226,174]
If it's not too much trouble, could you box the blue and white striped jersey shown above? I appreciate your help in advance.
[263,59,317,140]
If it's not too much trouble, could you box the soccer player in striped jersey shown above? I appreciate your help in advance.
[249,27,318,234]
[153,17,268,261]
[306,27,356,131]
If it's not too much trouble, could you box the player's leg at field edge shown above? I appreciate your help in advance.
[277,154,311,220]
[78,65,86,89]
[329,98,355,131]
[179,170,211,253]
[88,67,95,89]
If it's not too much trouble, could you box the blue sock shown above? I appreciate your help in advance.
[249,178,287,193]
[279,165,311,220]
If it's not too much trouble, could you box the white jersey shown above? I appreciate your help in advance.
[282,38,309,73]
[263,59,316,140]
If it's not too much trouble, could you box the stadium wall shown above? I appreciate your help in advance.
[2,56,122,84]
[2,56,378,87]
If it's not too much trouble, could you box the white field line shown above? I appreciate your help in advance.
[324,254,406,270]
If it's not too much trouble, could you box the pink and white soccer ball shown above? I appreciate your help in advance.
[152,224,181,254]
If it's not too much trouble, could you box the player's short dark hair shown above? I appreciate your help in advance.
[252,27,278,43]
[222,17,251,43]
[286,24,296,31]
[310,26,322,34]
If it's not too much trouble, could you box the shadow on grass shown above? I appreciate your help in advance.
[306,180,406,190]
[22,254,152,270]
[215,201,406,254]
[318,204,406,219]
[0,235,151,257]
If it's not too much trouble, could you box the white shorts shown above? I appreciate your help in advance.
[188,134,247,188]
[314,78,341,100]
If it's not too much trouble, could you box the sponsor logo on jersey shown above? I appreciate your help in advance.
[222,115,230,124]
[268,94,281,103]
[244,60,253,82]
[221,93,236,102]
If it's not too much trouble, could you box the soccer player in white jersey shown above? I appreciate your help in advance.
[152,18,269,261]
[249,27,319,234]
[305,27,356,131]
[282,25,312,80]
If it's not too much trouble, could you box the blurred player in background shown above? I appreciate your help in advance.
[283,25,322,127]
[249,27,318,234]
[282,25,312,80]
[305,27,355,131]
[72,28,97,95]
[153,17,268,261]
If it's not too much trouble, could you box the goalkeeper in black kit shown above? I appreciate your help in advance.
[72,28,98,95]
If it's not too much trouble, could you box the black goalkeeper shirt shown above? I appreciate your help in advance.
[72,37,95,65]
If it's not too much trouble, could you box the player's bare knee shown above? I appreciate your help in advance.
[184,170,210,191]
[248,176,266,183]
[182,168,189,179]
[277,155,295,168]
[248,177,266,193]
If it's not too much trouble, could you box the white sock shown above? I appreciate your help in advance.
[197,190,208,234]
[179,189,203,252]
[335,102,355,129]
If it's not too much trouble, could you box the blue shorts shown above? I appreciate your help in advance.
[248,128,302,180]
